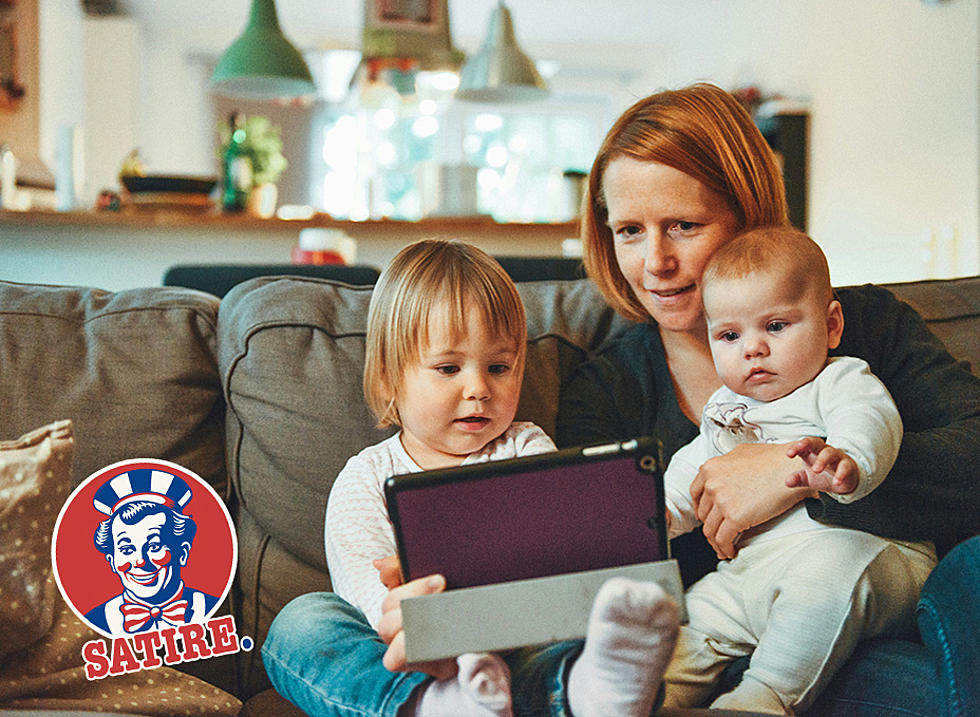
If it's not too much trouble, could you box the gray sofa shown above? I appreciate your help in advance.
[0,273,977,716]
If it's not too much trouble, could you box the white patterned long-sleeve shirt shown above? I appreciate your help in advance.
[324,421,556,629]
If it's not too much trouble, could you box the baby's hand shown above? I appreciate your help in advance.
[785,437,859,495]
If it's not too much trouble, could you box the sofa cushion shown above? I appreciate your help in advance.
[217,275,631,693]
[0,419,73,660]
[0,281,226,495]
[881,275,980,375]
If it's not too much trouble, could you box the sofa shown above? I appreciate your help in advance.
[0,272,977,717]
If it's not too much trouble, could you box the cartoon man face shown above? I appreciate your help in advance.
[107,510,190,603]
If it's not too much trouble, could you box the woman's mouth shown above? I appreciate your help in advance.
[649,283,695,299]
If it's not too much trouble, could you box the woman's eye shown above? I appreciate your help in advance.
[614,224,642,240]
[767,321,788,332]
[120,546,134,555]
[669,221,699,234]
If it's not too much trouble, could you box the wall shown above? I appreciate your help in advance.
[12,0,980,287]
[526,0,980,284]
[37,0,84,176]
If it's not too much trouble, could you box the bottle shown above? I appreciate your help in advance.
[0,144,17,210]
[222,112,252,213]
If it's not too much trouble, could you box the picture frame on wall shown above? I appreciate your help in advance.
[370,0,440,30]
[0,15,25,111]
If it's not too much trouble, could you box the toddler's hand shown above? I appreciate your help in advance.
[373,555,403,590]
[377,573,458,680]
[785,437,859,494]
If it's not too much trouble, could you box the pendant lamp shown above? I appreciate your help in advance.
[456,1,547,103]
[210,0,316,100]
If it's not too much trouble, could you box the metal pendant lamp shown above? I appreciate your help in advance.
[210,0,316,100]
[456,1,547,102]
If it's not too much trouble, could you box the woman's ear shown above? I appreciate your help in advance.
[826,299,844,349]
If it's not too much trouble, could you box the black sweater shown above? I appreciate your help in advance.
[556,284,980,583]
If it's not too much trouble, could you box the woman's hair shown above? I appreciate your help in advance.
[703,226,834,306]
[363,239,527,428]
[582,82,790,322]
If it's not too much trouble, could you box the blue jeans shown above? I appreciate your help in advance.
[264,536,979,716]
[807,535,980,717]
[261,591,584,717]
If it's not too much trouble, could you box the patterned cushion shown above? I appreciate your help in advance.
[0,420,73,659]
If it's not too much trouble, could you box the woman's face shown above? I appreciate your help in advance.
[603,157,740,334]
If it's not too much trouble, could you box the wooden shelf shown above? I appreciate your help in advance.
[0,209,579,238]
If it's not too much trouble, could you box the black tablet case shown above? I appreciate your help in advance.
[385,437,667,590]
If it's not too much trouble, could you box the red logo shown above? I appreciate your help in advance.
[52,459,237,641]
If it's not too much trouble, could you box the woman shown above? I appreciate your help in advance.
[265,84,980,715]
[562,83,980,560]
[553,82,980,713]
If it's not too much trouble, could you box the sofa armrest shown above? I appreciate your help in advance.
[916,535,980,716]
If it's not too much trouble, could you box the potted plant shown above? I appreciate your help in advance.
[218,114,287,217]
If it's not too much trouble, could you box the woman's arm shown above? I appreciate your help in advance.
[557,326,813,560]
[818,285,980,553]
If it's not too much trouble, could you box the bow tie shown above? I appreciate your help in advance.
[120,594,189,633]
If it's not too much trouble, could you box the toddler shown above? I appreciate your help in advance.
[325,239,678,717]
[661,227,938,714]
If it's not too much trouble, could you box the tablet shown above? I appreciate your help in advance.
[384,437,668,590]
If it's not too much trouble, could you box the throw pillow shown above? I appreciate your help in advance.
[0,419,74,659]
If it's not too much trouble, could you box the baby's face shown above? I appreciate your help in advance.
[703,272,842,402]
[395,304,523,469]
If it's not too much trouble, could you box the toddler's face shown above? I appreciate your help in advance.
[396,304,522,469]
[703,271,842,402]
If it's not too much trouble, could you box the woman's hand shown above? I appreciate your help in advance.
[690,442,816,559]
[374,560,458,680]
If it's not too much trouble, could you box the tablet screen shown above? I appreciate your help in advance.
[385,438,667,589]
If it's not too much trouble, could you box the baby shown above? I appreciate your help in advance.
[661,226,937,714]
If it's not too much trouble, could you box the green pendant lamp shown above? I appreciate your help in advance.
[456,1,547,103]
[210,0,316,100]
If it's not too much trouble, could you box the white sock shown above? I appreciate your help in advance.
[567,577,679,717]
[415,652,513,717]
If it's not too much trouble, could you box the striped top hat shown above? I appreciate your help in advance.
[93,468,193,516]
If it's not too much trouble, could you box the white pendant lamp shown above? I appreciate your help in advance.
[456,2,547,102]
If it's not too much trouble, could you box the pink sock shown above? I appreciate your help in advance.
[415,652,513,717]
[568,577,679,717]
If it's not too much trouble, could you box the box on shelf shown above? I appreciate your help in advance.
[292,227,357,265]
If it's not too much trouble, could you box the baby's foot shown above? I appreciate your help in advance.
[416,652,513,717]
[568,577,679,717]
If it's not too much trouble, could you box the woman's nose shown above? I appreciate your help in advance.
[643,235,677,276]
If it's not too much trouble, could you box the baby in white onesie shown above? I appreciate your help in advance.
[661,227,937,714]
